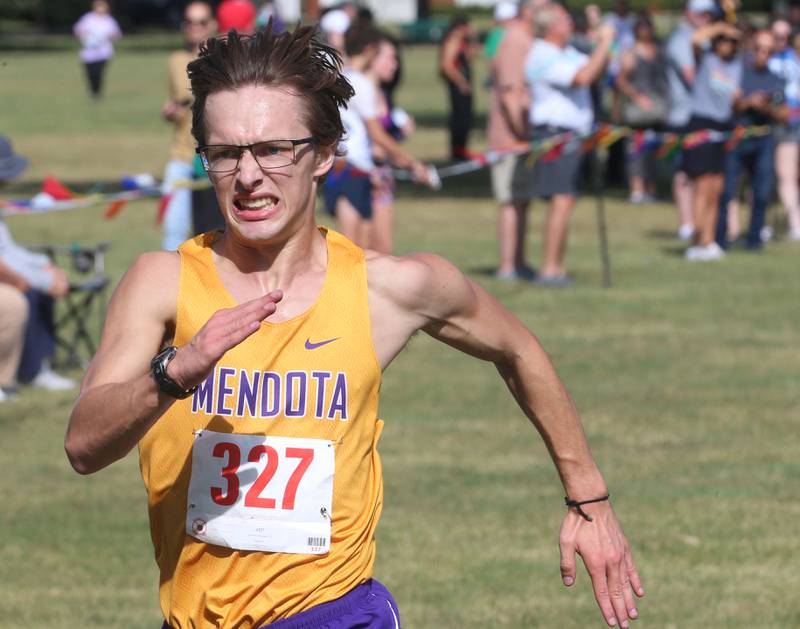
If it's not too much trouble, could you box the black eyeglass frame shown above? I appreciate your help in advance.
[196,136,317,173]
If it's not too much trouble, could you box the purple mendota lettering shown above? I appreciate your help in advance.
[191,366,349,421]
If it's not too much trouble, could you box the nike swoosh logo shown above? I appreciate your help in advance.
[305,337,340,350]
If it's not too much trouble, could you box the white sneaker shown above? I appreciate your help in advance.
[0,388,7,403]
[678,224,695,241]
[31,365,75,391]
[685,243,726,262]
[701,242,726,261]
[684,245,705,261]
[760,226,774,243]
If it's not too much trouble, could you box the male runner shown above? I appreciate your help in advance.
[66,26,644,629]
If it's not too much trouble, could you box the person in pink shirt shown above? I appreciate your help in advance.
[73,0,122,98]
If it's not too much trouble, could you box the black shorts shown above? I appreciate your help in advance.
[323,162,372,219]
[681,116,732,178]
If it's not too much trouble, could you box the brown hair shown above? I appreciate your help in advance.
[187,24,354,148]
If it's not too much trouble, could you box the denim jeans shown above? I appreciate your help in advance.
[716,135,775,250]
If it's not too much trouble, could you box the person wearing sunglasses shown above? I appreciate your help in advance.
[682,20,743,261]
[161,2,217,251]
[716,29,788,251]
[66,26,643,629]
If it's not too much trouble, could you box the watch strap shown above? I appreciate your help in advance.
[151,346,198,399]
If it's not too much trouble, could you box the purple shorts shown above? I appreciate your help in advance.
[161,579,401,629]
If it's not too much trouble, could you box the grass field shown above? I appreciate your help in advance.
[1,36,800,629]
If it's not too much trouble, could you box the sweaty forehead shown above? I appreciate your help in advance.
[203,85,310,144]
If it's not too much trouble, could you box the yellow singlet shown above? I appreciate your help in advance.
[138,228,384,628]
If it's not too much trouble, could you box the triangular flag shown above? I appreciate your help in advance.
[42,175,73,200]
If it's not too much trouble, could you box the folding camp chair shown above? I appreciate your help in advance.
[55,242,111,367]
[28,242,112,368]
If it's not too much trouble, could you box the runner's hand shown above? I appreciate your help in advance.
[559,501,644,627]
[167,290,283,389]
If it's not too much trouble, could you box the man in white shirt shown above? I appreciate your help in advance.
[524,4,614,286]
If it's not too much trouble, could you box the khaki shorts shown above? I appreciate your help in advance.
[490,153,536,204]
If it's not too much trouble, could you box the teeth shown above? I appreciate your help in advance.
[239,197,276,209]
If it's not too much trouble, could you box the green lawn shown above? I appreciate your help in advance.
[1,38,799,629]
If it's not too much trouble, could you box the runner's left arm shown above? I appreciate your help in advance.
[383,253,645,628]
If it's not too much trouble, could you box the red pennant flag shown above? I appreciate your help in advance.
[42,175,73,200]
[104,199,128,219]
[156,194,173,225]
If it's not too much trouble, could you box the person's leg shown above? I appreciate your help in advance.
[716,146,742,248]
[162,159,196,251]
[449,84,472,159]
[85,61,106,97]
[673,170,695,239]
[540,193,575,277]
[700,173,724,247]
[0,285,28,390]
[368,197,394,254]
[17,289,57,384]
[774,141,800,237]
[335,197,370,248]
[746,137,775,249]
[512,199,531,271]
[626,139,647,202]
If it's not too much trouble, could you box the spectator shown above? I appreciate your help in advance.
[0,261,28,402]
[366,34,415,254]
[524,3,615,286]
[716,29,788,251]
[323,22,431,247]
[320,2,357,56]
[682,21,743,262]
[666,0,716,240]
[216,0,256,34]
[73,0,121,99]
[161,2,216,251]
[0,138,74,391]
[485,1,518,61]
[487,0,537,280]
[616,13,669,204]
[440,15,479,161]
[256,1,285,33]
[768,18,800,241]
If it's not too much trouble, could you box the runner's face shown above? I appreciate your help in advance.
[203,85,333,246]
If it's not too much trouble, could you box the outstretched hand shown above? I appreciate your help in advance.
[559,501,644,627]
[168,290,283,390]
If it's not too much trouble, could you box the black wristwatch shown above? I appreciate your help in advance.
[150,346,197,399]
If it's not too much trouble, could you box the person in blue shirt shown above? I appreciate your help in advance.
[716,28,788,251]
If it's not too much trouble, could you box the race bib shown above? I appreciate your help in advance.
[186,430,334,554]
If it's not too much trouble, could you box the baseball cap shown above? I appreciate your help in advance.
[494,1,518,21]
[687,0,715,13]
[320,9,351,35]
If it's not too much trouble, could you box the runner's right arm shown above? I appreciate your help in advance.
[65,252,282,474]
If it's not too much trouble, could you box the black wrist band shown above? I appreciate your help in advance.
[564,494,610,522]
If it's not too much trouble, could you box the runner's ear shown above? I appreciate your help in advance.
[313,143,336,178]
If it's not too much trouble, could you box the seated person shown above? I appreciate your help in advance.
[0,137,74,391]
[0,260,28,401]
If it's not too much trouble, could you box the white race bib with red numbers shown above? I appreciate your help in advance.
[186,430,334,554]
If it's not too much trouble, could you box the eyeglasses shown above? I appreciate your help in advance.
[196,137,316,173]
